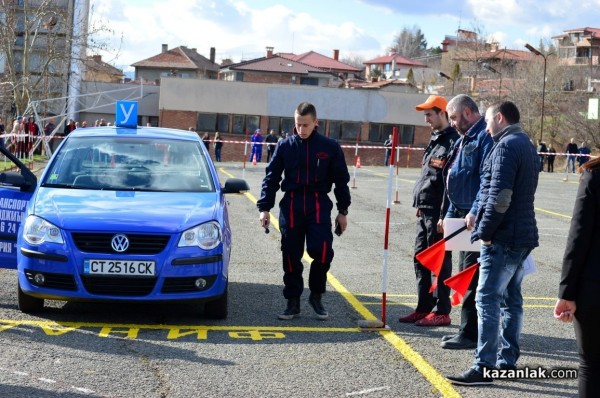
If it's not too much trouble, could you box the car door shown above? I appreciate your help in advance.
[0,145,37,269]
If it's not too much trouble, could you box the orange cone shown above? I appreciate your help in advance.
[356,156,361,168]
[252,153,257,165]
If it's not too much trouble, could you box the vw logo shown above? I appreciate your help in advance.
[111,234,130,252]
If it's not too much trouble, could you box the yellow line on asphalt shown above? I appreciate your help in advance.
[222,167,461,398]
[535,207,572,219]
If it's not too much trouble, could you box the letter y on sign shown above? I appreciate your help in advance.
[116,101,138,129]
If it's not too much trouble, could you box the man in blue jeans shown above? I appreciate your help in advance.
[447,100,539,386]
[565,138,578,173]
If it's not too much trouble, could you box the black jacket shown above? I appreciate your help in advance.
[559,166,600,300]
[257,129,351,213]
[412,126,459,210]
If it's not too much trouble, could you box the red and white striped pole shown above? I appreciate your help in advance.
[381,126,399,325]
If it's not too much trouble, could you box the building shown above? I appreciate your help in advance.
[131,44,220,84]
[553,27,600,91]
[364,51,427,80]
[219,47,361,87]
[0,0,86,118]
[84,55,124,83]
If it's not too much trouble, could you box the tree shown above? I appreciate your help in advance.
[392,25,427,59]
[0,1,116,119]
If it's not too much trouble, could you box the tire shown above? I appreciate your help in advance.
[204,284,228,319]
[18,283,44,313]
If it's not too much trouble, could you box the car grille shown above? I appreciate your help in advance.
[71,233,170,254]
[24,270,77,290]
[81,276,157,296]
[161,275,217,293]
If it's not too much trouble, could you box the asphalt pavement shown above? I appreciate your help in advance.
[0,161,581,398]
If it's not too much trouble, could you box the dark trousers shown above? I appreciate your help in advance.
[278,191,334,299]
[574,280,600,398]
[413,208,452,315]
[452,208,479,340]
[267,148,275,162]
[547,157,554,172]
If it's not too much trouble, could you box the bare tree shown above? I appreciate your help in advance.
[392,25,427,59]
[0,0,117,119]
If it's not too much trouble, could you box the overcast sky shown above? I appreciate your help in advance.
[90,0,600,71]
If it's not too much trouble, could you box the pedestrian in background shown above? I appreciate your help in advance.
[578,141,591,169]
[250,129,263,162]
[0,117,5,146]
[554,155,600,398]
[537,139,547,172]
[439,94,493,349]
[399,95,459,327]
[383,134,393,166]
[566,138,579,174]
[265,129,278,162]
[257,102,351,321]
[547,144,556,172]
[213,132,223,162]
[201,132,211,153]
[448,100,539,386]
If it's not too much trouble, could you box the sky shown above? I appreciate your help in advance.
[90,0,600,72]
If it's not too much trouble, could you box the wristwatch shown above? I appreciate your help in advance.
[339,209,348,216]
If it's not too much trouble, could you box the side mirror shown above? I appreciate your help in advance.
[222,178,250,194]
[0,171,35,192]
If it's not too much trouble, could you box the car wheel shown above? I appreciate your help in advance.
[18,283,44,313]
[204,284,228,319]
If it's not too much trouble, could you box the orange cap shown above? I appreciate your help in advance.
[415,95,448,111]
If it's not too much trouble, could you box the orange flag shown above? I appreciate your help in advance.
[444,263,479,306]
[415,225,468,293]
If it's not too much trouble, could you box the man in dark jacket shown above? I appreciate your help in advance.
[257,102,351,320]
[439,94,493,349]
[265,129,279,162]
[448,100,539,386]
[399,95,459,327]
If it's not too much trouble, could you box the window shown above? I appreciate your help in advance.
[268,117,279,134]
[232,115,245,134]
[341,122,360,141]
[235,72,243,81]
[198,113,217,131]
[400,125,414,145]
[300,77,319,86]
[328,121,342,140]
[246,115,260,134]
[217,114,230,132]
[281,118,294,135]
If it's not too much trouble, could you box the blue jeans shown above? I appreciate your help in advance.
[566,155,576,173]
[472,242,531,373]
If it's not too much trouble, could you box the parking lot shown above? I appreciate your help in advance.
[0,161,581,398]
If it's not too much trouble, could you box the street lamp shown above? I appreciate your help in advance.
[482,63,502,99]
[525,43,548,141]
[439,71,455,95]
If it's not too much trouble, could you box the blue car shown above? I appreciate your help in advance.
[0,105,248,318]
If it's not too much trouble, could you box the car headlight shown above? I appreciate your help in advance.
[178,221,221,250]
[23,215,64,245]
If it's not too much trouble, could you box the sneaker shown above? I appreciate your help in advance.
[308,293,328,320]
[278,298,300,320]
[415,313,451,327]
[447,368,493,386]
[441,334,458,342]
[441,334,476,349]
[398,311,429,323]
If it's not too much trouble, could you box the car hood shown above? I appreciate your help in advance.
[32,188,220,233]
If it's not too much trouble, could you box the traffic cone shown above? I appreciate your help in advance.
[252,153,257,165]
[356,156,361,168]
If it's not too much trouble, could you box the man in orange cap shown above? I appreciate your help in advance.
[398,95,459,327]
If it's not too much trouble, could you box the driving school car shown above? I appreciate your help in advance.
[0,101,249,318]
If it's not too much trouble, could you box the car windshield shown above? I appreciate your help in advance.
[42,136,215,192]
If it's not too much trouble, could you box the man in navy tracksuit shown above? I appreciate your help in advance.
[258,102,351,320]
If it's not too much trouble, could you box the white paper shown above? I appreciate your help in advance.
[523,254,536,277]
[443,218,481,252]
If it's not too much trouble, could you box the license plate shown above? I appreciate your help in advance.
[83,259,156,276]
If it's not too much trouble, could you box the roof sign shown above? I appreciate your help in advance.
[116,101,138,128]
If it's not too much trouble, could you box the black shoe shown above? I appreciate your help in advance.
[278,298,300,320]
[308,293,328,320]
[447,368,493,386]
[441,334,477,350]
[441,334,458,342]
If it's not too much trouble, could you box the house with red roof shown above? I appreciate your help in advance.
[363,51,427,80]
[131,44,220,84]
[219,47,362,87]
